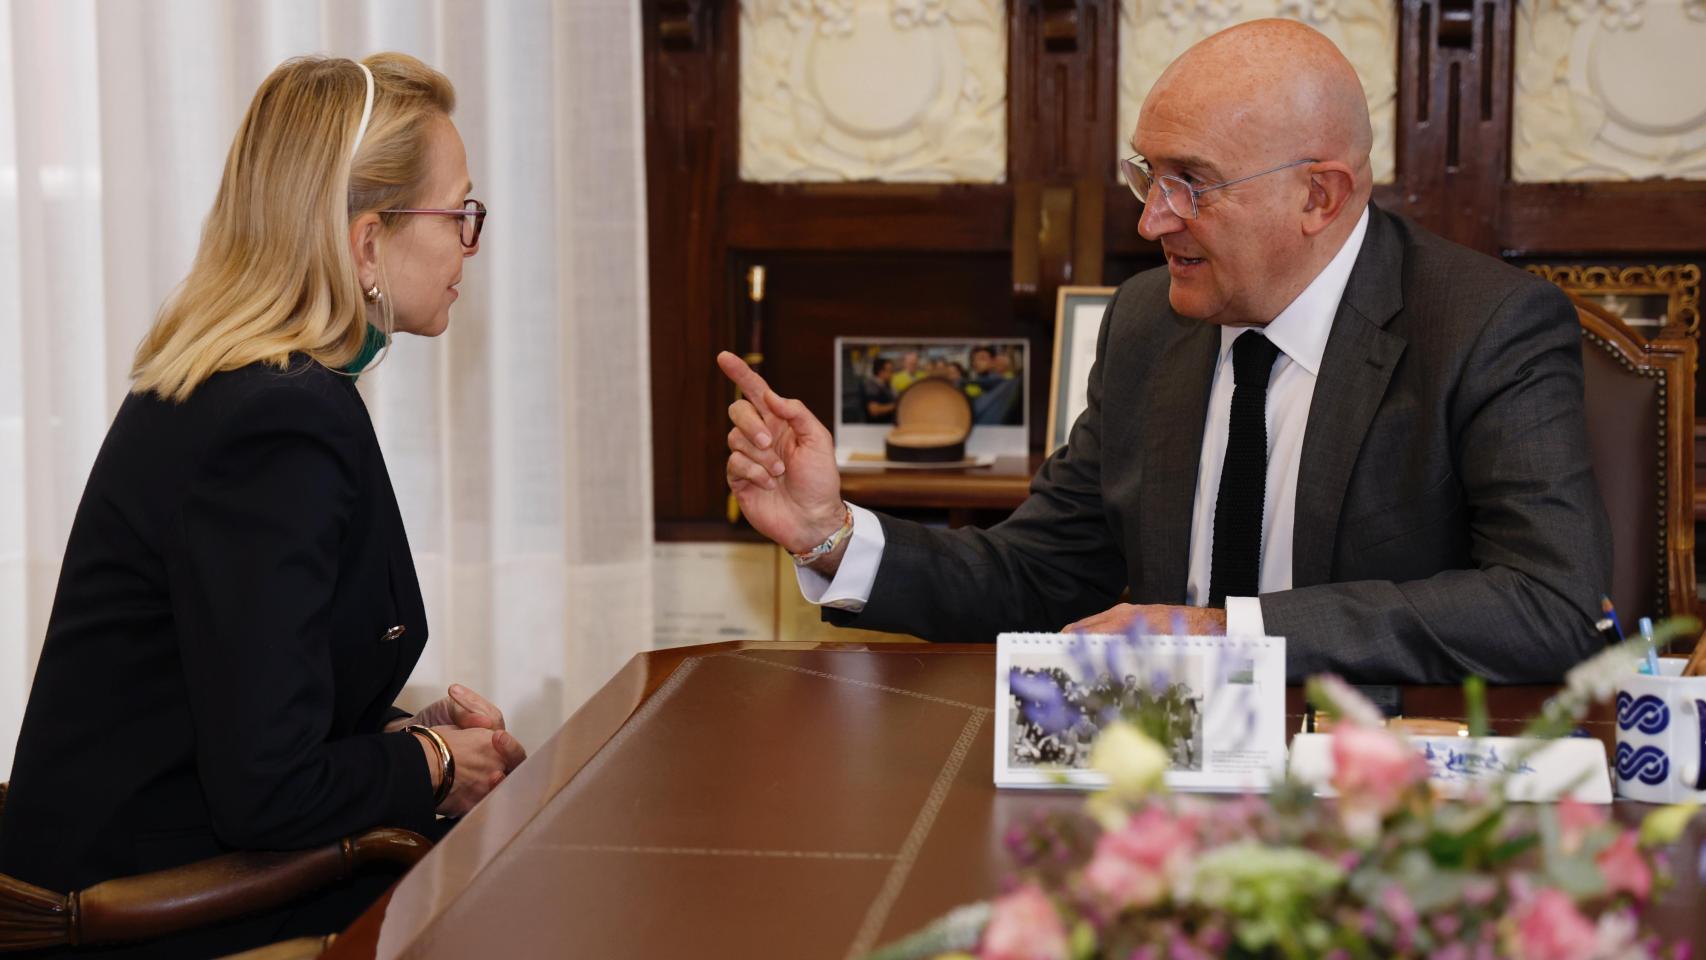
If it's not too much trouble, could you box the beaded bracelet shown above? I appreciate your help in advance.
[791,502,854,566]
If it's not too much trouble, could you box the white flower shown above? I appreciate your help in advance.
[1563,641,1644,705]
[1091,721,1171,800]
[1591,909,1644,959]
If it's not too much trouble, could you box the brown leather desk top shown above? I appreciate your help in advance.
[322,643,1706,959]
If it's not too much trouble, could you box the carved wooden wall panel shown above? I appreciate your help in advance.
[1513,0,1706,181]
[739,0,1009,182]
[1115,0,1400,182]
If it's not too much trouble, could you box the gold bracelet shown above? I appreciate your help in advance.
[406,724,455,806]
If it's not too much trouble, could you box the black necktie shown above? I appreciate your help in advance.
[1209,331,1283,607]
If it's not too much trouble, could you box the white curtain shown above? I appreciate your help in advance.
[0,0,653,773]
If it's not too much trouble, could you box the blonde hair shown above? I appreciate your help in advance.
[131,53,456,401]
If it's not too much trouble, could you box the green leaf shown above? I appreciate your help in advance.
[1464,675,1489,738]
[1488,832,1541,865]
[1425,808,1503,869]
[858,902,990,960]
[1640,803,1699,848]
[1545,853,1609,898]
[1069,920,1097,960]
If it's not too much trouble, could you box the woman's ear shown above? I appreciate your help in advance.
[348,212,383,288]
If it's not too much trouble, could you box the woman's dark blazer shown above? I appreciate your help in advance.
[0,356,438,941]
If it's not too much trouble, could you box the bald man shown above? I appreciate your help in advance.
[718,20,1610,684]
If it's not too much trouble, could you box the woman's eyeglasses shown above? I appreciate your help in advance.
[380,198,487,248]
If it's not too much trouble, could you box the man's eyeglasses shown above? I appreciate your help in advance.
[1118,157,1316,220]
[380,198,487,248]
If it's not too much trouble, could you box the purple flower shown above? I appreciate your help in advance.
[1011,669,1080,735]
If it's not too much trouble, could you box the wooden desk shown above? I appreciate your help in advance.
[323,643,1706,959]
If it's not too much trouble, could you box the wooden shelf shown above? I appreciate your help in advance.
[838,455,1038,512]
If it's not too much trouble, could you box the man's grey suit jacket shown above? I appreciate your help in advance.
[827,205,1613,684]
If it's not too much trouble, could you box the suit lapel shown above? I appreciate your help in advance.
[1138,318,1220,603]
[1292,207,1408,588]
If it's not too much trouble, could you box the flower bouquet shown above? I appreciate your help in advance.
[865,628,1703,960]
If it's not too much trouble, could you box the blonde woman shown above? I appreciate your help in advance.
[0,54,523,957]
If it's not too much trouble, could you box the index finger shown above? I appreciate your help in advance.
[717,351,773,403]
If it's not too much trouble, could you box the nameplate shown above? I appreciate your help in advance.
[1288,733,1613,804]
[994,632,1288,793]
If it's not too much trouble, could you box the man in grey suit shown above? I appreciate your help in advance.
[717,20,1610,684]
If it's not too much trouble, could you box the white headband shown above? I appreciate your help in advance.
[351,62,375,160]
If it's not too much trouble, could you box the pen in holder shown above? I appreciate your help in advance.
[1616,660,1706,802]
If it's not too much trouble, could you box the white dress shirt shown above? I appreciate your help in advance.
[801,207,1372,634]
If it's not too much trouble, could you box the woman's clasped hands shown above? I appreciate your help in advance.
[401,684,528,817]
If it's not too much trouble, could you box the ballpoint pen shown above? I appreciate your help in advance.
[1598,595,1627,646]
[1638,616,1660,675]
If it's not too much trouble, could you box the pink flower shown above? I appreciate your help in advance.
[1381,885,1421,952]
[981,884,1069,960]
[1596,830,1653,901]
[1081,805,1196,910]
[1557,798,1608,855]
[1331,725,1426,838]
[1508,889,1596,960]
[1380,884,1419,936]
[1461,876,1499,907]
[1431,911,1462,940]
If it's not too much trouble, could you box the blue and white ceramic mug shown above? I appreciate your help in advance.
[1614,659,1706,804]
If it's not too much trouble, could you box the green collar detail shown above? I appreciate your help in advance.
[344,323,389,377]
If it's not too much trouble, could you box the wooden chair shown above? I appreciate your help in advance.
[0,780,430,954]
[1575,295,1698,622]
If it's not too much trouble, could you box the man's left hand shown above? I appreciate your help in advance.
[1062,603,1227,635]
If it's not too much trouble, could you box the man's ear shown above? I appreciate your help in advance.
[1301,162,1356,237]
[348,212,383,287]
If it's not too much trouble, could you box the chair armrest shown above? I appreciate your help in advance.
[220,935,338,960]
[0,827,430,951]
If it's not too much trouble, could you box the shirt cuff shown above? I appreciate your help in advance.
[794,503,884,613]
[1224,595,1265,636]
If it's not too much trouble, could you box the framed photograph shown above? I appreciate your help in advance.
[1525,263,1701,338]
[1049,286,1117,453]
[994,632,1287,793]
[834,337,1029,463]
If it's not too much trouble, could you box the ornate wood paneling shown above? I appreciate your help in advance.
[1513,0,1706,182]
[1115,0,1400,182]
[645,0,735,524]
[738,0,1009,183]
